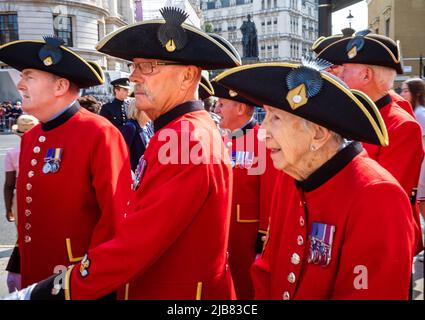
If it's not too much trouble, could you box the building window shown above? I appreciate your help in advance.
[97,22,105,41]
[53,15,73,47]
[385,19,390,37]
[117,1,124,16]
[0,13,19,45]
[228,32,237,41]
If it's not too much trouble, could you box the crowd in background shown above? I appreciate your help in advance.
[0,101,23,132]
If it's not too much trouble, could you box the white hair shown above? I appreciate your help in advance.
[369,65,397,92]
[301,118,345,146]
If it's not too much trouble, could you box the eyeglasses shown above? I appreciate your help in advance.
[128,61,186,75]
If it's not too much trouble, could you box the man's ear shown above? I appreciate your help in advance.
[363,66,374,84]
[181,66,201,90]
[237,103,246,115]
[53,78,71,97]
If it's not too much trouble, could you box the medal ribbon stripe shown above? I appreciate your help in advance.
[54,148,63,162]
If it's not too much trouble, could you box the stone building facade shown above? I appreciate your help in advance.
[201,0,319,63]
[367,0,425,80]
[0,0,135,72]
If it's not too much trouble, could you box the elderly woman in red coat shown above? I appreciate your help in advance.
[214,61,415,300]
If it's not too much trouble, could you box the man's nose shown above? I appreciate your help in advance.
[17,79,25,91]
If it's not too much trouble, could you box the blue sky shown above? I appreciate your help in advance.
[332,0,368,34]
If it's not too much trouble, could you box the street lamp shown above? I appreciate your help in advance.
[347,10,354,29]
[341,9,355,37]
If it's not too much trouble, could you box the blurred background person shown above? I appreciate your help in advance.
[3,115,39,224]
[313,31,424,261]
[210,80,277,299]
[99,78,131,129]
[120,99,153,172]
[401,78,425,261]
[77,95,101,114]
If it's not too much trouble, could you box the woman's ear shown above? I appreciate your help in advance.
[310,124,332,151]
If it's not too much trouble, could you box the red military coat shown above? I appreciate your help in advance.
[252,142,415,300]
[17,104,132,287]
[223,121,277,299]
[362,94,424,254]
[389,90,414,117]
[57,101,234,300]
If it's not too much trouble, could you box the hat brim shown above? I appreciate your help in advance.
[211,80,257,106]
[114,85,131,90]
[96,20,241,69]
[313,35,403,74]
[199,74,214,100]
[0,40,105,88]
[214,63,388,146]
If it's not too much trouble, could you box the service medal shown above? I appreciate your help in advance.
[42,162,51,174]
[308,222,335,267]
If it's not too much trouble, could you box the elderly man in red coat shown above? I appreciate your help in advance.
[312,31,424,257]
[208,80,277,299]
[0,36,132,296]
[4,7,242,300]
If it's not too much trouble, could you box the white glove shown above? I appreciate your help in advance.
[7,272,21,293]
[3,283,36,300]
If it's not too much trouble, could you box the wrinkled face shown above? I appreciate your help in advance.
[260,105,312,176]
[129,58,185,120]
[17,69,58,116]
[213,98,240,131]
[114,87,130,101]
[327,63,366,90]
[400,83,412,104]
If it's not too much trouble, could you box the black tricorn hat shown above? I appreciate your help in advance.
[0,36,104,88]
[214,62,388,146]
[199,73,214,100]
[96,7,241,69]
[111,77,131,89]
[311,30,403,74]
